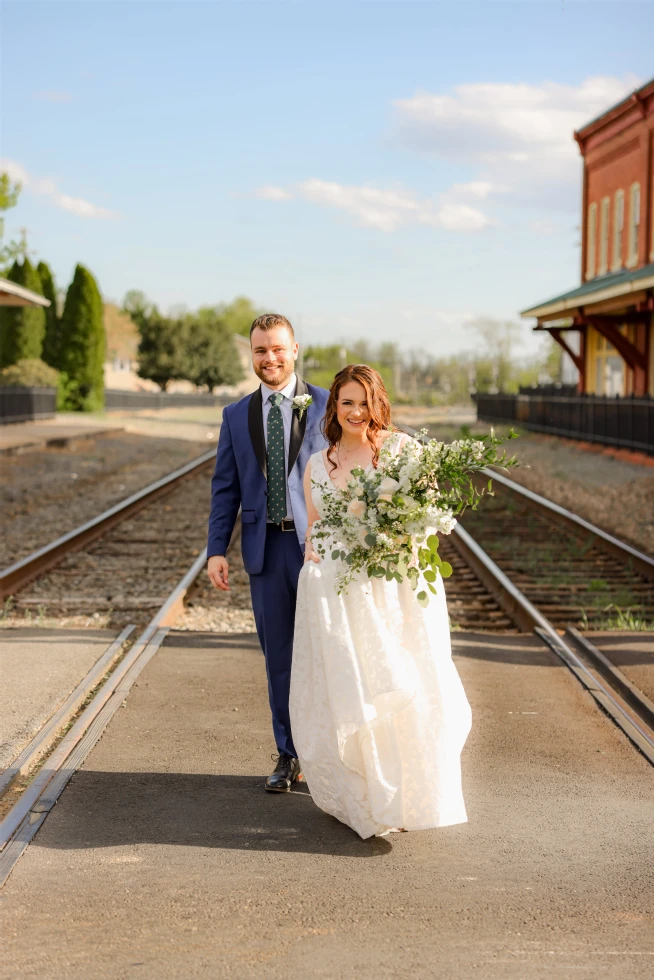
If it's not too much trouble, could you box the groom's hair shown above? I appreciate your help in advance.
[249,313,295,339]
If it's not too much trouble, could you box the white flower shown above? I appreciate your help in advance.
[378,476,400,495]
[347,498,366,520]
[292,394,313,419]
[427,507,457,534]
[394,494,418,513]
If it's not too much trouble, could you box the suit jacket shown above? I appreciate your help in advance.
[207,378,330,575]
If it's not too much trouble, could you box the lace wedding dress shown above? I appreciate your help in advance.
[289,435,472,839]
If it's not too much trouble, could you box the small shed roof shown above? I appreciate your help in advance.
[0,277,51,308]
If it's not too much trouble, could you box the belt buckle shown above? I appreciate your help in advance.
[281,519,294,532]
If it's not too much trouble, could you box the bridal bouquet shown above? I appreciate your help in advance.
[312,429,518,606]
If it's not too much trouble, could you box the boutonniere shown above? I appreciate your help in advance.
[292,394,313,420]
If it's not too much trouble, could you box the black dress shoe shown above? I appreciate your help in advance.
[265,753,302,792]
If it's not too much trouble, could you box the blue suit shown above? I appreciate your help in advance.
[207,378,329,755]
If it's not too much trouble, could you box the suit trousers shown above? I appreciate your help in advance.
[249,525,304,757]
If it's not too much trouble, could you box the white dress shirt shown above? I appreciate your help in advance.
[261,373,297,521]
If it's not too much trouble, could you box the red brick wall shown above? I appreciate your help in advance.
[579,88,654,281]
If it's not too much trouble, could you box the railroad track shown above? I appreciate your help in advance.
[1,433,653,886]
[0,448,217,627]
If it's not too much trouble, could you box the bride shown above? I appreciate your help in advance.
[289,364,472,839]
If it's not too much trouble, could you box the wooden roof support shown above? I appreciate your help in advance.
[548,328,585,374]
[584,317,647,372]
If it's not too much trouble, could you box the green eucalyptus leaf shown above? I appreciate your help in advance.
[331,551,340,561]
[364,533,377,546]
[423,569,436,583]
[439,561,453,578]
[428,583,437,594]
[427,534,439,553]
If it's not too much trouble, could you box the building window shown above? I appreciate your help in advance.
[612,189,624,271]
[598,196,610,274]
[627,182,640,267]
[586,202,597,279]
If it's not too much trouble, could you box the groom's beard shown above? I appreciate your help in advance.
[253,362,295,388]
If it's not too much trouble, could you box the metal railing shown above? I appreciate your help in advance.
[474,391,653,455]
[104,389,234,411]
[0,386,57,424]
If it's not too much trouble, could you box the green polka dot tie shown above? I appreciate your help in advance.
[267,392,287,523]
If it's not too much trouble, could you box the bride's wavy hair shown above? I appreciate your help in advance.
[323,364,393,473]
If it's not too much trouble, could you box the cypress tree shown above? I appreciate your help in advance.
[0,258,46,368]
[59,264,106,411]
[37,261,61,368]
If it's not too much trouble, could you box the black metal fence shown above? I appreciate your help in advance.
[104,389,234,411]
[0,387,57,423]
[474,391,654,455]
[0,386,237,424]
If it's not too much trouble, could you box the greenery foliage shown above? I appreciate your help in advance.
[0,172,29,271]
[136,311,187,390]
[305,319,563,404]
[126,292,244,390]
[58,264,106,411]
[0,258,46,368]
[0,357,59,388]
[183,308,243,389]
[37,261,62,368]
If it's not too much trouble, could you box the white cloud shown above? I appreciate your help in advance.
[0,157,117,219]
[255,185,293,201]
[34,90,72,103]
[256,178,491,232]
[393,74,640,209]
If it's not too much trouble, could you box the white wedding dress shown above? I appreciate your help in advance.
[289,435,472,839]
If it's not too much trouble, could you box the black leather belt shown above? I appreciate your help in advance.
[268,518,296,532]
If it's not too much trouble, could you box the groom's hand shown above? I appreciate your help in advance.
[207,555,230,591]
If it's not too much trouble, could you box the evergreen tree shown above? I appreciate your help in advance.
[0,258,46,368]
[37,261,61,368]
[59,264,106,411]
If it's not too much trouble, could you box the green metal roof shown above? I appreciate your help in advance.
[521,262,654,320]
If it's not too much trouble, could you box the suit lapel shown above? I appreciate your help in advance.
[247,387,267,480]
[288,377,308,475]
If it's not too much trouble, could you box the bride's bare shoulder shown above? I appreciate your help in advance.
[377,428,409,449]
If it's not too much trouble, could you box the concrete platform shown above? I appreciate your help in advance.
[0,417,124,454]
[1,631,653,979]
[0,628,119,768]
[584,631,654,703]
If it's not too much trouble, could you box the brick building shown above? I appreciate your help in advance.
[522,77,654,397]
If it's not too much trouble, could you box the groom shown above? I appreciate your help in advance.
[207,314,329,791]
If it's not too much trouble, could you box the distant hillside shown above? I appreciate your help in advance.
[104,303,139,362]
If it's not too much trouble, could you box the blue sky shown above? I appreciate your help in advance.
[2,1,653,357]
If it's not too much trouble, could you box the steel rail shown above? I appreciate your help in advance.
[399,424,654,762]
[0,547,209,886]
[0,625,135,797]
[0,448,217,600]
[481,466,654,581]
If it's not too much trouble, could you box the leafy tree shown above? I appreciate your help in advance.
[0,173,31,271]
[59,264,105,411]
[37,261,61,367]
[183,308,244,390]
[122,289,158,330]
[214,296,262,337]
[0,258,46,368]
[136,312,187,390]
